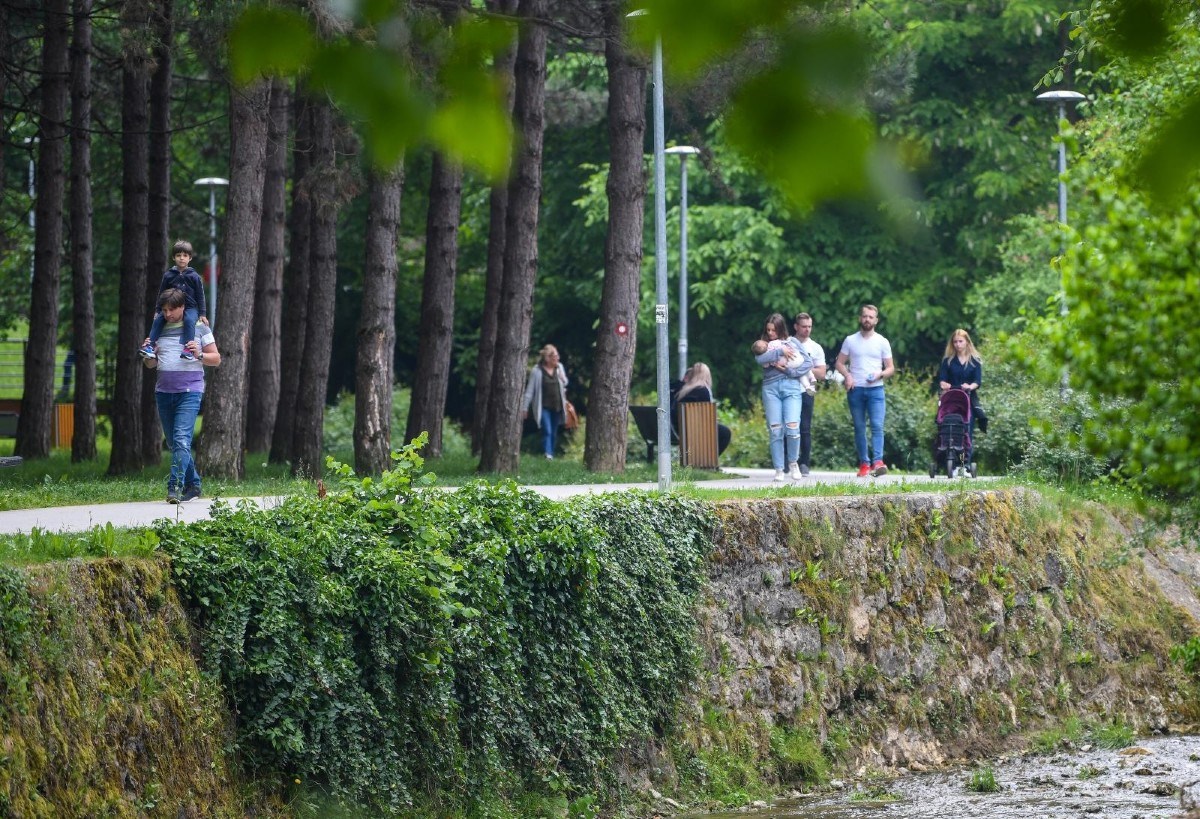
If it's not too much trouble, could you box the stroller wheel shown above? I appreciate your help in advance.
[970,462,978,479]
[929,461,937,479]
[946,458,955,480]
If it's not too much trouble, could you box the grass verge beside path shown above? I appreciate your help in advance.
[0,440,727,511]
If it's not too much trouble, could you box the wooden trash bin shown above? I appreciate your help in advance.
[678,401,719,469]
[52,403,74,449]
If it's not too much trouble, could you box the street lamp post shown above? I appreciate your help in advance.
[1036,89,1084,398]
[193,177,229,326]
[666,145,699,376]
[628,9,671,491]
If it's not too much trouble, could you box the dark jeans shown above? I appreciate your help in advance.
[799,392,814,466]
[149,306,198,345]
[156,390,202,491]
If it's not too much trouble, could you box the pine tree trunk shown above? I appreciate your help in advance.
[15,0,70,460]
[195,80,270,480]
[585,3,647,473]
[291,100,339,476]
[354,167,403,476]
[470,0,519,455]
[108,1,152,476]
[140,0,172,466]
[405,153,462,458]
[479,0,548,474]
[269,90,312,466]
[245,77,289,454]
[69,0,96,462]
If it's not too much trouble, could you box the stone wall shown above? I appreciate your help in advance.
[693,489,1200,771]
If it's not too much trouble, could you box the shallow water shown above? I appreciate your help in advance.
[691,734,1199,819]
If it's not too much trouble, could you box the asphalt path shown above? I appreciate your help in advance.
[0,467,989,535]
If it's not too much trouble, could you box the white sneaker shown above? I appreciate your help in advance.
[772,469,787,482]
[789,463,801,480]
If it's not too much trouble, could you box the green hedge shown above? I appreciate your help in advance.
[158,437,713,815]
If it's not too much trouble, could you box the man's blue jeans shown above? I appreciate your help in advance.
[156,390,203,491]
[847,385,886,465]
[762,378,802,470]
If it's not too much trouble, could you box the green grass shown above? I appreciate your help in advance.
[965,766,1000,793]
[0,439,313,510]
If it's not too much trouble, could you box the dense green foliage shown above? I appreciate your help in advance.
[157,438,714,814]
[1035,20,1200,520]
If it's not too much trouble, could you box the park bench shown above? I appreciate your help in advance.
[628,403,719,469]
[0,412,22,467]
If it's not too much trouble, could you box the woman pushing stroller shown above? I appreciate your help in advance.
[937,329,987,434]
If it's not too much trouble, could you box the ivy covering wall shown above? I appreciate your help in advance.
[158,445,715,814]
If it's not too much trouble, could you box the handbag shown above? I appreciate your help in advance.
[564,400,579,430]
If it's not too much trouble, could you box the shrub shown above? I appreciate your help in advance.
[158,437,714,815]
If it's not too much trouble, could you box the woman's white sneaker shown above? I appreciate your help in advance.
[789,463,801,480]
[772,469,787,482]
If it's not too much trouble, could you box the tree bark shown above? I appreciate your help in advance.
[195,80,270,480]
[470,0,519,455]
[140,0,172,466]
[354,166,403,475]
[291,100,339,476]
[69,0,96,462]
[108,1,152,475]
[479,0,548,473]
[15,0,70,460]
[584,2,647,473]
[269,90,312,466]
[405,152,462,458]
[245,76,289,453]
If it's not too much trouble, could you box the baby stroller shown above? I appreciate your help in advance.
[929,388,977,479]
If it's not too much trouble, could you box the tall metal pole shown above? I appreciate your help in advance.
[666,145,698,375]
[207,185,218,325]
[651,35,671,491]
[194,177,228,327]
[1036,90,1084,398]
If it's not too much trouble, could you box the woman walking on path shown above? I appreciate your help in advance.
[522,344,569,459]
[752,313,813,481]
[937,328,987,434]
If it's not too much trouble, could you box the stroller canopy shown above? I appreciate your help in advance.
[937,388,972,423]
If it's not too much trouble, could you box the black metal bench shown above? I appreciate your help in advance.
[628,404,679,462]
[0,411,16,438]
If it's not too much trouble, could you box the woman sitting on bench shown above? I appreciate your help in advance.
[671,362,731,456]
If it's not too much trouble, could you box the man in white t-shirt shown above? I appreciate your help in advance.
[142,288,221,503]
[834,304,894,478]
[792,312,827,477]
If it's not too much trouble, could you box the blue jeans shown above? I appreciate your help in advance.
[156,391,203,491]
[149,307,198,345]
[847,386,886,465]
[540,408,561,457]
[762,378,803,470]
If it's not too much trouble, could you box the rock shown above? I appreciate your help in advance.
[1134,767,1154,776]
[1140,781,1178,796]
[750,800,768,809]
[1182,779,1200,811]
[1120,746,1153,756]
[849,606,871,644]
[649,788,663,799]
[829,779,846,790]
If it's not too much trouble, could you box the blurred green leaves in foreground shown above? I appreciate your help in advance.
[227,0,1197,211]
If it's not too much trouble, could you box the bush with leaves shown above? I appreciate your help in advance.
[158,436,713,814]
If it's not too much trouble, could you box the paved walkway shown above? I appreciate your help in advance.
[0,468,985,535]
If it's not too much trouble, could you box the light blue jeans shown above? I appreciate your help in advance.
[540,407,561,457]
[762,378,803,470]
[847,385,886,465]
[156,390,203,491]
